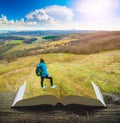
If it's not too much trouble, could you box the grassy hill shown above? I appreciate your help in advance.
[0,31,120,99]
[46,31,120,54]
[0,50,120,99]
[0,31,120,63]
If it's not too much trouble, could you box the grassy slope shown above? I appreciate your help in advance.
[0,50,120,99]
[1,31,120,62]
[46,31,120,54]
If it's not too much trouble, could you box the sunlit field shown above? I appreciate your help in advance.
[0,50,120,99]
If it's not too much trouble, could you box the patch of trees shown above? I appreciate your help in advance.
[4,30,84,36]
[0,43,18,55]
[42,35,61,41]
[0,43,19,62]
[0,36,25,41]
[1,49,29,63]
[23,38,37,44]
[0,41,4,45]
[0,36,37,44]
[0,46,43,63]
[43,35,120,54]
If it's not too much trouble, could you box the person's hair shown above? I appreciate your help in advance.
[40,58,44,63]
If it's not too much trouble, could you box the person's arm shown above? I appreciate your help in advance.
[37,63,42,67]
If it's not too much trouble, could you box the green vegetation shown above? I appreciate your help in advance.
[7,40,23,44]
[0,31,120,63]
[0,51,120,99]
[0,35,25,40]
[42,35,60,40]
[0,31,120,99]
[45,31,120,54]
[23,38,37,44]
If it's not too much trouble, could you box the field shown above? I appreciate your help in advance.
[0,50,120,99]
[0,31,120,99]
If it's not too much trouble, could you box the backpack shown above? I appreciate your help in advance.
[35,66,42,76]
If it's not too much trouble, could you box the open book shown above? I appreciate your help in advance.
[11,81,106,107]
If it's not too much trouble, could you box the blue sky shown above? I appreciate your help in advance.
[0,0,120,30]
[0,0,69,20]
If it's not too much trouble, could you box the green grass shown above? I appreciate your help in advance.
[42,35,60,40]
[7,40,23,44]
[0,50,120,99]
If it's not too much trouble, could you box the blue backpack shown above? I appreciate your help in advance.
[35,66,42,76]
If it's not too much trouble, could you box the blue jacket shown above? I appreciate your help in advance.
[37,62,49,77]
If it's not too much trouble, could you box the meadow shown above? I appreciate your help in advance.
[0,31,120,99]
[0,50,120,99]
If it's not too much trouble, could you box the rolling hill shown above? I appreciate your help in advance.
[0,31,120,99]
[0,51,120,99]
[0,31,120,63]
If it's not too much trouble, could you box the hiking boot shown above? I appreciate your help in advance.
[51,85,57,88]
[41,86,46,89]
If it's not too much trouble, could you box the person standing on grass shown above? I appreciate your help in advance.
[37,58,56,89]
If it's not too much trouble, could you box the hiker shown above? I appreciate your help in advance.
[37,58,56,89]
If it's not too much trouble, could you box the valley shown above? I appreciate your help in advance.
[0,30,120,98]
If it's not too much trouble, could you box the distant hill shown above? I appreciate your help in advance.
[0,30,120,99]
[47,31,120,54]
[0,30,94,36]
[0,31,120,62]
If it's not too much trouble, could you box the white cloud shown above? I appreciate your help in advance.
[0,15,8,24]
[9,20,14,25]
[45,5,73,22]
[16,18,25,25]
[0,15,16,25]
[0,2,120,31]
[0,15,26,26]
[25,5,73,26]
[73,0,119,21]
[24,6,74,29]
[0,15,27,30]
[26,9,55,25]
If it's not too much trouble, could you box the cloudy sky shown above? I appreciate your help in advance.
[0,0,120,30]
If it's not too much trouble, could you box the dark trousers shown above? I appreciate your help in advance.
[40,76,53,87]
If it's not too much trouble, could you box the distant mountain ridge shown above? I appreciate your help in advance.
[0,31,120,62]
[0,30,95,36]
